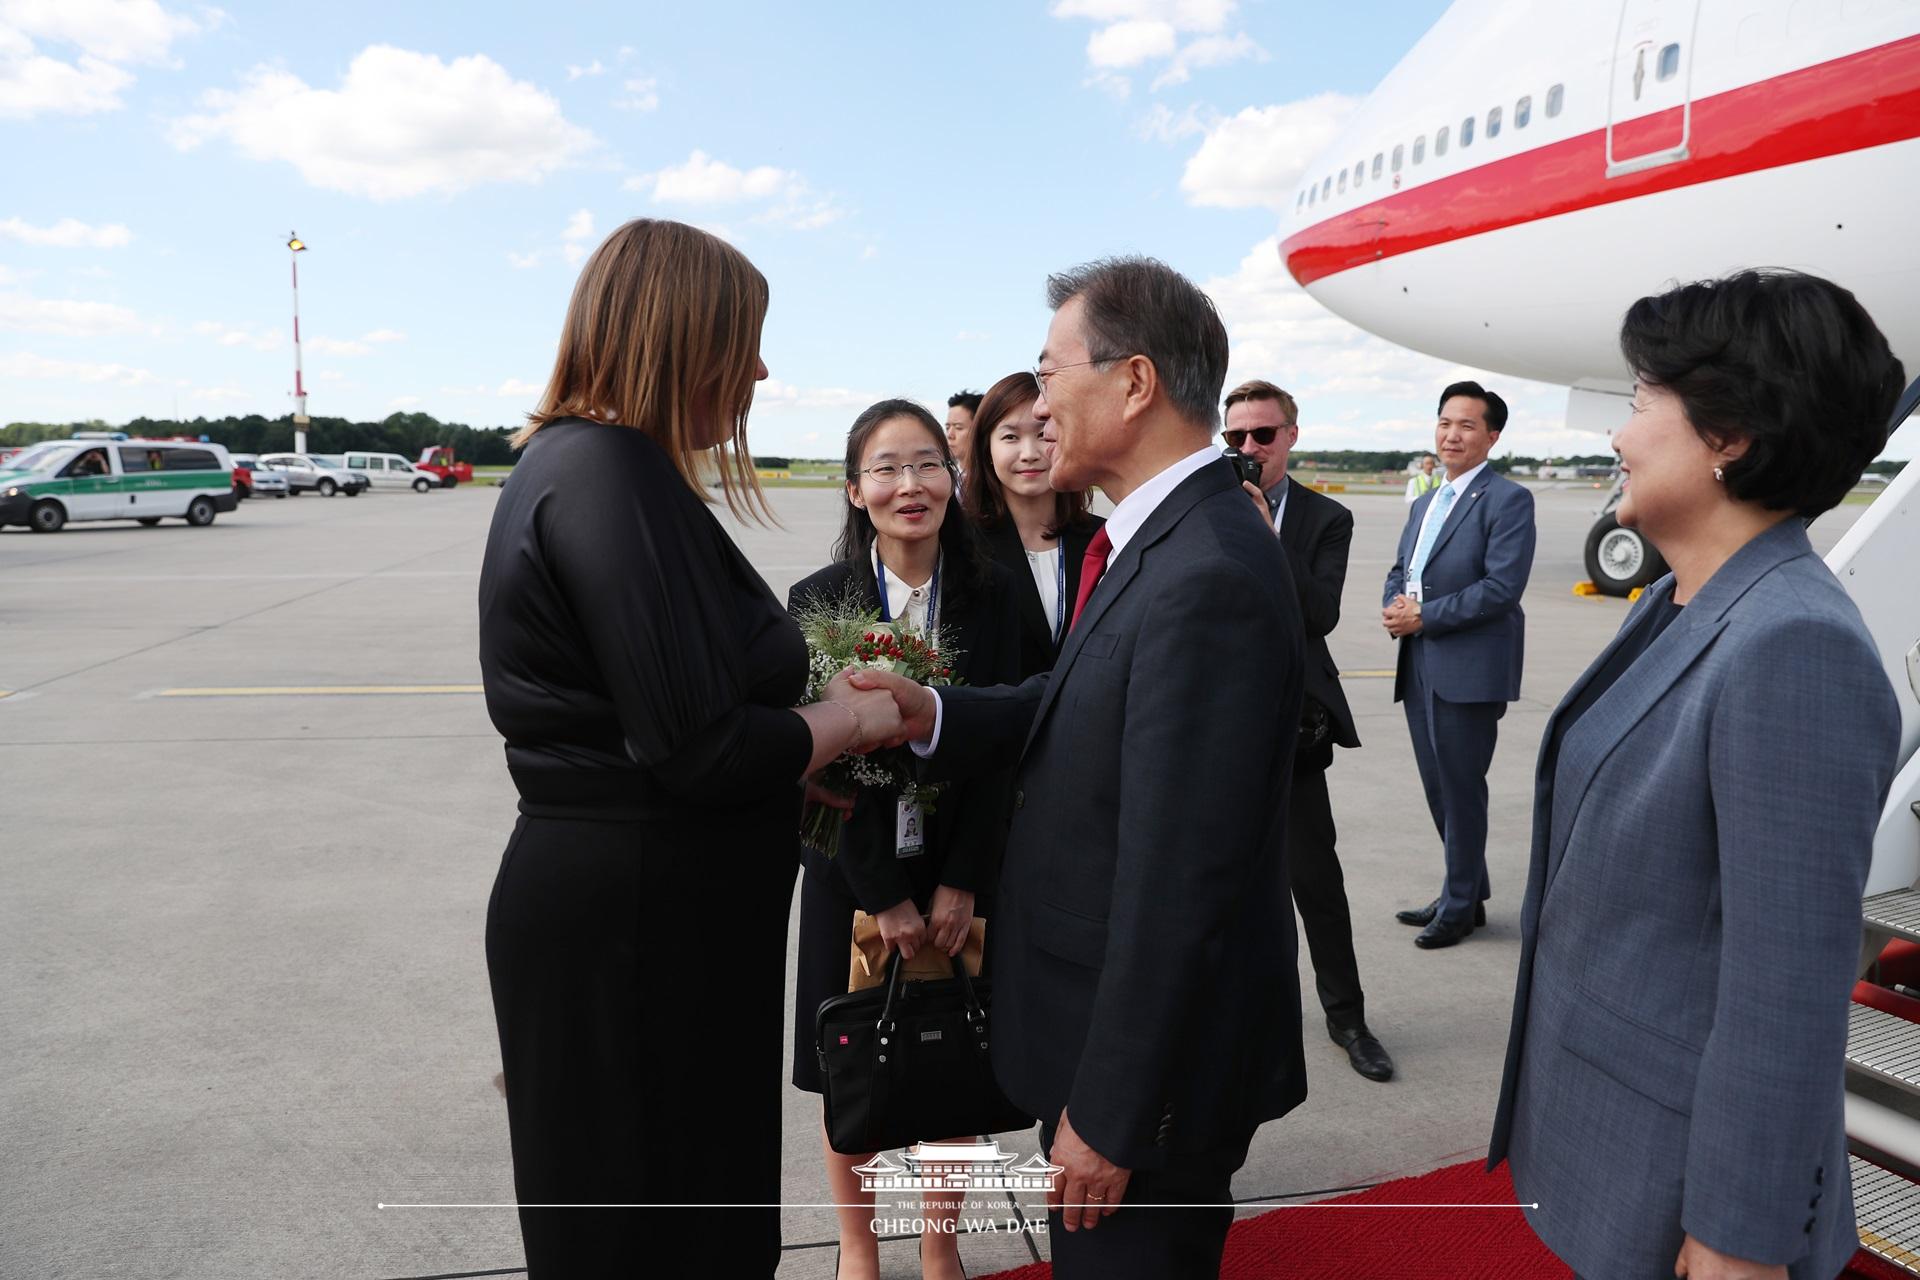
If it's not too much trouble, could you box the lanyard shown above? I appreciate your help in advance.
[875,550,940,636]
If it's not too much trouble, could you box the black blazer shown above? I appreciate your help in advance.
[1276,477,1359,751]
[980,514,1108,677]
[787,556,1025,914]
[929,459,1307,1171]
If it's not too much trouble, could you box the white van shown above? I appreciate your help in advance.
[341,451,438,492]
[0,437,238,532]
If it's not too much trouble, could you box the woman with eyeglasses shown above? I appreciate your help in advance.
[788,399,1026,1280]
[963,371,1105,675]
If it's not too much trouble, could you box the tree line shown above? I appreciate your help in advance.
[1,412,521,465]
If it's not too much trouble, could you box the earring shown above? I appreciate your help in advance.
[1712,465,1725,482]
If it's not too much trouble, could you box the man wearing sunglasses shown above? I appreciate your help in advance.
[1223,381,1393,1085]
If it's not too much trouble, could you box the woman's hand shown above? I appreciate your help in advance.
[928,885,976,956]
[821,670,906,751]
[1674,1234,1787,1280]
[803,778,854,819]
[873,898,926,961]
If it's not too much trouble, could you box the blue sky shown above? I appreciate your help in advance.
[2,0,1633,461]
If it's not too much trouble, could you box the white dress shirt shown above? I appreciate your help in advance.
[1024,544,1064,642]
[871,544,936,636]
[1269,475,1290,532]
[1407,459,1488,598]
[914,443,1224,754]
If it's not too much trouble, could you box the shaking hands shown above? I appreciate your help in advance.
[843,668,940,746]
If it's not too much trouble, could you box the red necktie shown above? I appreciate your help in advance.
[1068,527,1114,633]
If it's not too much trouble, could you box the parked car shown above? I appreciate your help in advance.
[257,452,368,497]
[228,454,289,498]
[0,438,237,532]
[415,445,474,488]
[341,451,439,492]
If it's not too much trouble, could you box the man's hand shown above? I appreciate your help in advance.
[873,898,926,961]
[844,668,938,744]
[1241,480,1276,532]
[1048,1109,1130,1232]
[1674,1233,1787,1280]
[803,778,855,819]
[1382,594,1423,638]
[927,884,975,955]
[821,670,907,749]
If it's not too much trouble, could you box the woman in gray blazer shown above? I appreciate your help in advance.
[1489,270,1906,1280]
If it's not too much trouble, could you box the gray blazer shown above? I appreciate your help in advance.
[1488,519,1901,1279]
[1383,466,1536,704]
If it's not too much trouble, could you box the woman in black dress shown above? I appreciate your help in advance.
[477,220,903,1277]
[962,371,1104,678]
[788,400,1025,1280]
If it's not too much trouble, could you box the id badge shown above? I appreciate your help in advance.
[1405,581,1423,603]
[896,797,926,858]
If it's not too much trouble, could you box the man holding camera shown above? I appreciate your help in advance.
[1227,380,1393,1083]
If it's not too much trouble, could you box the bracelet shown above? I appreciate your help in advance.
[824,698,865,750]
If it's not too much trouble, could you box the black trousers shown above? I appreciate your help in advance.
[1285,755,1365,1030]
[486,814,794,1277]
[1040,1123,1237,1279]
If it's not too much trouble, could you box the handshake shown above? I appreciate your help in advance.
[821,668,941,752]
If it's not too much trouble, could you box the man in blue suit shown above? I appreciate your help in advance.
[1382,382,1536,949]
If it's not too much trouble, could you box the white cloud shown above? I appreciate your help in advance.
[497,377,541,397]
[362,328,406,343]
[189,385,249,402]
[0,350,159,384]
[1180,94,1359,210]
[315,370,347,383]
[1051,0,1234,32]
[192,319,282,351]
[561,208,594,264]
[614,75,658,111]
[0,0,198,118]
[307,335,371,357]
[169,45,597,201]
[507,250,543,269]
[566,59,603,80]
[1150,32,1263,90]
[1086,19,1176,68]
[0,215,132,248]
[754,378,879,412]
[0,289,142,336]
[627,151,842,231]
[1137,102,1209,142]
[388,394,423,408]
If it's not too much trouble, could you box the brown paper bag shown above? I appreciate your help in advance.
[849,911,985,992]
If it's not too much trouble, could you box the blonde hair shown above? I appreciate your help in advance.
[514,218,772,521]
[1223,378,1298,426]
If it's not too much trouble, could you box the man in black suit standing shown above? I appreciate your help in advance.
[1224,379,1393,1084]
[855,256,1307,1279]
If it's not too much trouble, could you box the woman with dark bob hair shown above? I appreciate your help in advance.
[788,399,1026,1280]
[478,220,903,1276]
[964,370,1105,675]
[1490,269,1906,1280]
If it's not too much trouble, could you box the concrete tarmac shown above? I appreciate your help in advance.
[0,480,1865,1279]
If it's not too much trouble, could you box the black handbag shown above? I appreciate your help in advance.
[815,951,1033,1155]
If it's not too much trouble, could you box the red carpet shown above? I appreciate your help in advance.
[978,1159,1913,1279]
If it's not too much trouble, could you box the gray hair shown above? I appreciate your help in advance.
[1044,255,1230,430]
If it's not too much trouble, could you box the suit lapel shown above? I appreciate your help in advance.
[1424,466,1495,567]
[1278,477,1308,552]
[989,519,1053,658]
[1021,462,1230,757]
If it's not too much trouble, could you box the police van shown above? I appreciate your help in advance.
[0,435,239,533]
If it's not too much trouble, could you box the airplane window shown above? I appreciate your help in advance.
[1413,135,1426,164]
[1322,175,1332,199]
[1372,152,1384,179]
[1297,190,1305,210]
[1658,42,1681,80]
[1353,161,1364,188]
[1460,115,1475,147]
[1309,184,1317,206]
[1546,83,1564,117]
[1487,105,1503,138]
[1516,95,1532,128]
[1391,144,1404,172]
[1435,125,1449,156]
[1338,169,1347,194]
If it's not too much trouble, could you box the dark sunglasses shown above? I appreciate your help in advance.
[1222,425,1290,448]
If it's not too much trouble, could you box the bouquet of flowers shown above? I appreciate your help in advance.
[795,586,956,859]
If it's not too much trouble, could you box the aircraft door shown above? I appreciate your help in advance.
[1607,0,1700,177]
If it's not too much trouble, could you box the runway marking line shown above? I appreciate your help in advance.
[155,685,484,697]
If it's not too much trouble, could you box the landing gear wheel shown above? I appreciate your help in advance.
[1583,513,1667,596]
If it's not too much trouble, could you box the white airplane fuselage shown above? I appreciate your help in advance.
[1280,0,1920,418]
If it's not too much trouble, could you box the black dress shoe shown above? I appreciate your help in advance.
[1396,898,1486,928]
[1415,915,1476,949]
[1329,1024,1396,1082]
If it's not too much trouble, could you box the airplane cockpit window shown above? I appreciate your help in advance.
[1487,105,1503,138]
[1391,144,1404,172]
[1515,95,1532,128]
[1435,125,1449,156]
[1658,43,1681,80]
[1412,135,1426,164]
[1546,83,1565,117]
[1372,152,1384,178]
[1460,115,1475,147]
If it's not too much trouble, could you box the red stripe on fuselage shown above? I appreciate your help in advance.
[1281,34,1920,288]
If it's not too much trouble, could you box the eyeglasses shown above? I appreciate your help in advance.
[1221,426,1293,448]
[854,460,954,485]
[1032,354,1123,400]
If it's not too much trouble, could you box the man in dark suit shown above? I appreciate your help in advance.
[1224,379,1392,1083]
[1382,381,1537,949]
[857,256,1307,1278]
